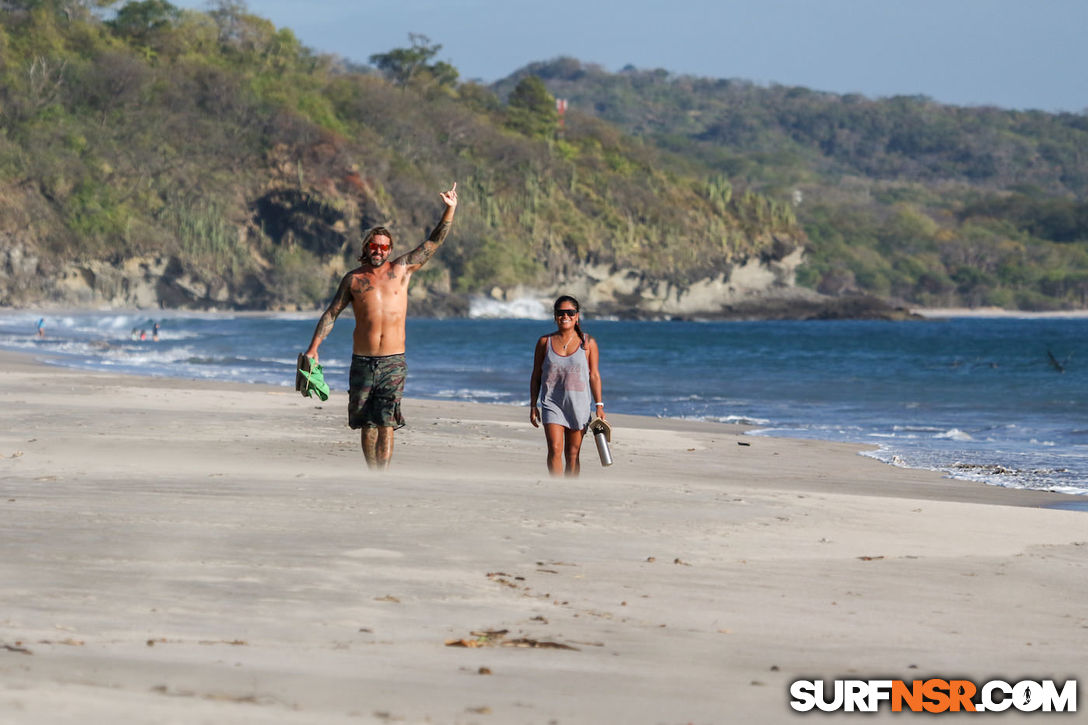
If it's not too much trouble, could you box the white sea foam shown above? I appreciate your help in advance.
[669,414,770,426]
[861,446,911,468]
[862,442,1088,495]
[935,428,974,441]
[714,415,771,426]
[1040,487,1088,497]
[265,311,323,321]
[433,388,511,401]
[746,427,799,437]
[104,344,201,363]
[468,296,549,319]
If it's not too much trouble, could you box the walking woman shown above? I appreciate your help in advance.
[529,295,605,476]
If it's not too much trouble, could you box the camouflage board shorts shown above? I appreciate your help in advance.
[348,353,407,429]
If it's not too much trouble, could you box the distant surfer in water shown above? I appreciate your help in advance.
[529,295,605,476]
[36,318,45,338]
[303,183,457,470]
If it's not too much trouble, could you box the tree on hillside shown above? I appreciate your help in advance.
[4,0,115,18]
[107,0,180,49]
[207,0,246,42]
[368,33,458,89]
[506,75,557,140]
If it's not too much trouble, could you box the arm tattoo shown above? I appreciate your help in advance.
[314,309,336,343]
[428,219,452,245]
[311,277,352,346]
[404,220,452,266]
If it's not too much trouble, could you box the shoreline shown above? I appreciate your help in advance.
[911,306,1088,319]
[4,336,1085,502]
[2,348,1069,510]
[2,349,1086,722]
[8,302,1088,321]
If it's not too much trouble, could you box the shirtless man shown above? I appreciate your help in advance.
[304,183,457,469]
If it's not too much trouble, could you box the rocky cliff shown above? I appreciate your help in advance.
[463,243,914,321]
[2,230,910,320]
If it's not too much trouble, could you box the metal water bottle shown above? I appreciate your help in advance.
[590,417,613,467]
[594,428,613,466]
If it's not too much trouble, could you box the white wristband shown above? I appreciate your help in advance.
[595,403,604,407]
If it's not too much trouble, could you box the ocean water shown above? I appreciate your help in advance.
[2,308,1086,496]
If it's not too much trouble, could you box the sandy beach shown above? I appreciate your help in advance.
[912,306,1088,319]
[1,349,1085,724]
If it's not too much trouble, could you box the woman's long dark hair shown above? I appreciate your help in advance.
[554,295,586,349]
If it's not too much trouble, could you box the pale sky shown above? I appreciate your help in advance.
[170,0,1088,113]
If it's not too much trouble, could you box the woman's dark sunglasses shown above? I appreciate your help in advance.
[555,309,578,318]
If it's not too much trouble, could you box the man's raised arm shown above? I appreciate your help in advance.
[304,274,353,362]
[403,183,457,269]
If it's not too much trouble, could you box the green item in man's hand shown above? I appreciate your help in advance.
[296,354,330,401]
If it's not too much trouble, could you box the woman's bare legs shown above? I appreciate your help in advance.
[544,423,584,476]
[544,424,565,476]
[563,427,584,476]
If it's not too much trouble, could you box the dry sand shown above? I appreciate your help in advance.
[0,349,1085,724]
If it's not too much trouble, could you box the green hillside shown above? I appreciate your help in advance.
[0,2,800,311]
[500,59,1088,309]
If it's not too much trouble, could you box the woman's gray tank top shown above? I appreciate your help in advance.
[539,338,592,430]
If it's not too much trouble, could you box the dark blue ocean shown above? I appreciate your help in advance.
[2,308,1086,496]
